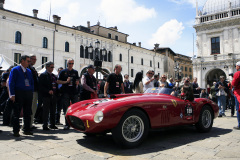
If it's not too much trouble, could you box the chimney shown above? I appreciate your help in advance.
[97,21,100,26]
[57,16,61,24]
[87,21,90,28]
[133,43,136,46]
[33,9,38,18]
[53,15,58,23]
[53,15,61,24]
[0,0,5,9]
[138,42,141,47]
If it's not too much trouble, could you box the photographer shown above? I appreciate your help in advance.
[215,76,228,117]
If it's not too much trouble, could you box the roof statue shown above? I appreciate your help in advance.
[202,0,240,15]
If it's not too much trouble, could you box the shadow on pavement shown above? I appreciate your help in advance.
[76,125,232,155]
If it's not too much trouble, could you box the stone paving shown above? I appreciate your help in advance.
[0,108,240,160]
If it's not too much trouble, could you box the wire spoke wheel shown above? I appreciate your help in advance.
[122,116,144,142]
[196,105,213,133]
[112,109,149,148]
[202,110,212,128]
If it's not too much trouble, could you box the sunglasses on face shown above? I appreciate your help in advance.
[162,77,166,78]
[68,63,74,65]
[148,72,153,75]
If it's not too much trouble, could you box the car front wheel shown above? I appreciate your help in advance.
[195,105,213,133]
[112,109,149,148]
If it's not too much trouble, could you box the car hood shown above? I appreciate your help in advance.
[68,93,173,113]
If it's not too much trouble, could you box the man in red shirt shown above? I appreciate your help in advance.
[231,61,240,129]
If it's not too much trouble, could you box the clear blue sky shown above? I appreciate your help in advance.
[4,0,207,57]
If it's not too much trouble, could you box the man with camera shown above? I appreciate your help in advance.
[231,62,240,129]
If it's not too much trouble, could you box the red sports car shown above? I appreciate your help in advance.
[66,88,219,148]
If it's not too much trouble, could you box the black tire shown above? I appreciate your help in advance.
[195,105,213,133]
[111,109,149,148]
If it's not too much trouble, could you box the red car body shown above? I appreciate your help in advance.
[66,93,219,133]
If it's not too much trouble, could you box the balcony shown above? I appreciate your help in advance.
[192,53,240,64]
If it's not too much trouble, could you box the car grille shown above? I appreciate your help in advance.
[68,116,85,131]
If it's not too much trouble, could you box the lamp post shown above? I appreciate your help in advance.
[174,61,182,82]
[88,39,106,79]
[153,43,159,73]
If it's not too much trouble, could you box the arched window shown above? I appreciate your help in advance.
[150,60,152,67]
[108,51,112,62]
[85,47,89,59]
[119,53,122,61]
[141,58,143,65]
[131,56,133,63]
[158,62,160,68]
[43,37,48,48]
[80,45,84,58]
[100,50,103,60]
[104,50,108,61]
[15,31,22,44]
[65,42,69,52]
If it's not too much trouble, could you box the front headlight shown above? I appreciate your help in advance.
[94,111,104,123]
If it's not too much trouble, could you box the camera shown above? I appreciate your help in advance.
[229,73,234,77]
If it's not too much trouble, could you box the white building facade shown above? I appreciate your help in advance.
[0,3,164,80]
[193,0,240,88]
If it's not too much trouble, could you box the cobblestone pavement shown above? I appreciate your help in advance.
[0,108,240,160]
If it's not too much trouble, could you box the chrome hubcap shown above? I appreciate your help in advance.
[122,116,144,142]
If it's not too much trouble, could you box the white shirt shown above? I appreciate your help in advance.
[142,76,154,92]
[20,64,26,72]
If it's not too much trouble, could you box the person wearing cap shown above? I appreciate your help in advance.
[215,76,228,117]
[142,70,154,92]
[231,61,240,129]
[57,58,79,130]
[80,65,97,100]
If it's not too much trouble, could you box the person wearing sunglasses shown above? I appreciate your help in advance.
[142,70,155,92]
[160,75,169,88]
[39,62,58,130]
[8,55,34,137]
[57,58,79,130]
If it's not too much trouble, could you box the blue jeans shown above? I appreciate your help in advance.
[234,95,240,127]
[217,95,226,115]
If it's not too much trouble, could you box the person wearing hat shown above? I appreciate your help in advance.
[142,70,155,92]
[231,61,240,129]
[57,58,79,130]
[80,65,97,100]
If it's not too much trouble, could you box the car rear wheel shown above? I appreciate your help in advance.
[111,109,149,148]
[195,105,213,133]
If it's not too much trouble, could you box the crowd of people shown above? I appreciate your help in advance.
[0,54,240,136]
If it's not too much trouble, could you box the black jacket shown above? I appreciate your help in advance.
[39,71,58,97]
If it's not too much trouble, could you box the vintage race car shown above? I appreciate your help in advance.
[66,88,219,148]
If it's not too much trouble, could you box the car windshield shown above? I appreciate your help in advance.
[144,87,174,95]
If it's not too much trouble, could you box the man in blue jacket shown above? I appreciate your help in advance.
[9,55,34,137]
